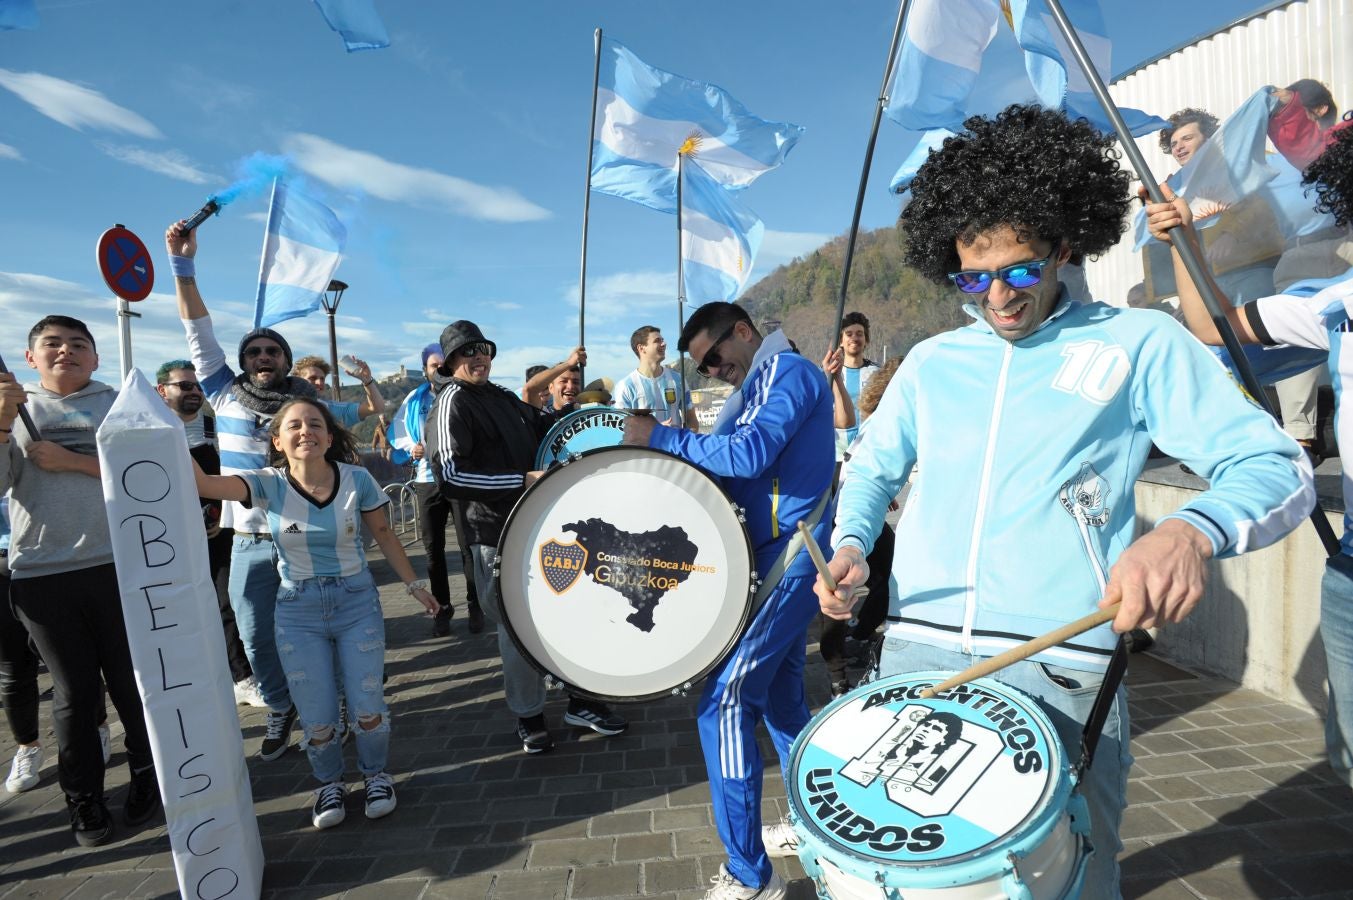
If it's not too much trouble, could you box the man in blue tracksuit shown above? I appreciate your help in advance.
[624,302,834,900]
[816,107,1314,899]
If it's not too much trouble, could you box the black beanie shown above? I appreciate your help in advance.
[238,328,293,371]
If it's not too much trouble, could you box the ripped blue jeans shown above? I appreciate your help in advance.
[275,569,388,784]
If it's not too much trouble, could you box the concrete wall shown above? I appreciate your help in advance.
[1134,477,1335,714]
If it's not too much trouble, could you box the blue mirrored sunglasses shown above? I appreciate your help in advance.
[947,255,1055,294]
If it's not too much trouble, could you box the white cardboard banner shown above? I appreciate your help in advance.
[97,370,264,900]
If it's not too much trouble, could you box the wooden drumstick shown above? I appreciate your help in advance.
[918,602,1123,699]
[795,521,868,607]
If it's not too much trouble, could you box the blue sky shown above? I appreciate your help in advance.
[1,0,1267,390]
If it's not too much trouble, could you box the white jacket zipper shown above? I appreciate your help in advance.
[962,341,1013,652]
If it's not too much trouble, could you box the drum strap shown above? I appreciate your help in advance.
[751,486,833,613]
[1075,635,1128,781]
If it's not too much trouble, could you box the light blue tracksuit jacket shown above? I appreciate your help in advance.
[834,293,1315,672]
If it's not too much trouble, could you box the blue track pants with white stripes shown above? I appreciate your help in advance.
[698,570,819,890]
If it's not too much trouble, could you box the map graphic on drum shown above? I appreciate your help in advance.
[534,407,632,469]
[496,446,756,702]
[786,672,1092,899]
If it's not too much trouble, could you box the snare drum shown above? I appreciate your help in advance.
[495,446,755,702]
[534,406,632,469]
[787,672,1091,899]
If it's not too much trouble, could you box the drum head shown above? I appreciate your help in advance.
[534,407,632,469]
[498,446,755,702]
[787,672,1069,888]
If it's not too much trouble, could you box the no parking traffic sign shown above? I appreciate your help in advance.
[96,225,155,302]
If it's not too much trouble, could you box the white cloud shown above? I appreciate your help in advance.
[488,301,522,311]
[0,68,161,138]
[565,270,677,320]
[282,133,551,223]
[0,142,22,161]
[758,229,833,271]
[97,143,213,184]
[243,212,269,223]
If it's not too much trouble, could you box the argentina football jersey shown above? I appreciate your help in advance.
[239,462,389,580]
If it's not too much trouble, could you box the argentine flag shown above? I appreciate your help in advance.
[886,0,1165,193]
[592,37,803,214]
[1010,0,1166,138]
[682,160,763,305]
[253,180,347,329]
[311,0,389,52]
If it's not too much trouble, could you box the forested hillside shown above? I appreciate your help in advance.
[739,224,971,363]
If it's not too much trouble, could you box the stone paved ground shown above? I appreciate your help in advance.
[2,534,1351,899]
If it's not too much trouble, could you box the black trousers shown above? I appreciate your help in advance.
[818,522,896,684]
[449,498,480,609]
[208,530,251,683]
[413,482,452,609]
[0,555,41,746]
[10,563,153,799]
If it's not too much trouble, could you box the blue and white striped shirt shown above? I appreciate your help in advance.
[184,316,360,533]
[238,462,388,581]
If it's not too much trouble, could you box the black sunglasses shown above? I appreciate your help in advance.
[696,324,738,377]
[243,345,283,358]
[947,254,1056,294]
[456,342,493,359]
[163,380,202,392]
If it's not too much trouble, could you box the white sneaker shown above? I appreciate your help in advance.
[704,864,786,899]
[311,782,346,829]
[5,745,43,793]
[98,723,111,766]
[233,676,267,708]
[363,772,397,819]
[762,819,799,858]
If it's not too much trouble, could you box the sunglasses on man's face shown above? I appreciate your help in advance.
[457,342,493,359]
[163,381,202,392]
[947,255,1056,294]
[243,345,283,358]
[696,324,738,377]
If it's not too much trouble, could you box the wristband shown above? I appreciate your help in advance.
[405,579,429,596]
[362,379,374,387]
[169,255,196,278]
[0,427,11,434]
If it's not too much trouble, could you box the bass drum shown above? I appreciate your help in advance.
[534,406,632,469]
[496,446,755,702]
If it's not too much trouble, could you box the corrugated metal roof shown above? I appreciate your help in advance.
[1114,0,1298,82]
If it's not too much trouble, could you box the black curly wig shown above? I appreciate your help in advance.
[1303,122,1353,227]
[901,105,1132,285]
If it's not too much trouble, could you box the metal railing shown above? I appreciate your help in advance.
[381,481,420,549]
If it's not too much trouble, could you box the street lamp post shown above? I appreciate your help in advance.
[320,279,348,398]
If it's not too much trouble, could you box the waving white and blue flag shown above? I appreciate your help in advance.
[681,160,764,304]
[591,37,803,214]
[1010,0,1166,137]
[253,180,347,329]
[311,0,389,52]
[887,0,1165,193]
[884,0,1001,132]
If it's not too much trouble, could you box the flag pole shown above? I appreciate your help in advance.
[577,27,603,388]
[1041,0,1339,559]
[828,0,913,355]
[676,152,688,426]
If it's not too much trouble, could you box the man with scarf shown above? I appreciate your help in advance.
[166,221,362,762]
[388,343,484,637]
[622,302,834,900]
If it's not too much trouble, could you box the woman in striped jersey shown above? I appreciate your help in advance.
[195,398,439,829]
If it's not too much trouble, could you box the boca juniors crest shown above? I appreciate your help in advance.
[539,539,588,595]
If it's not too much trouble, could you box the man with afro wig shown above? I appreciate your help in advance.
[815,105,1315,897]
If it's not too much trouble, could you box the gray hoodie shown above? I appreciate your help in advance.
[0,380,116,579]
